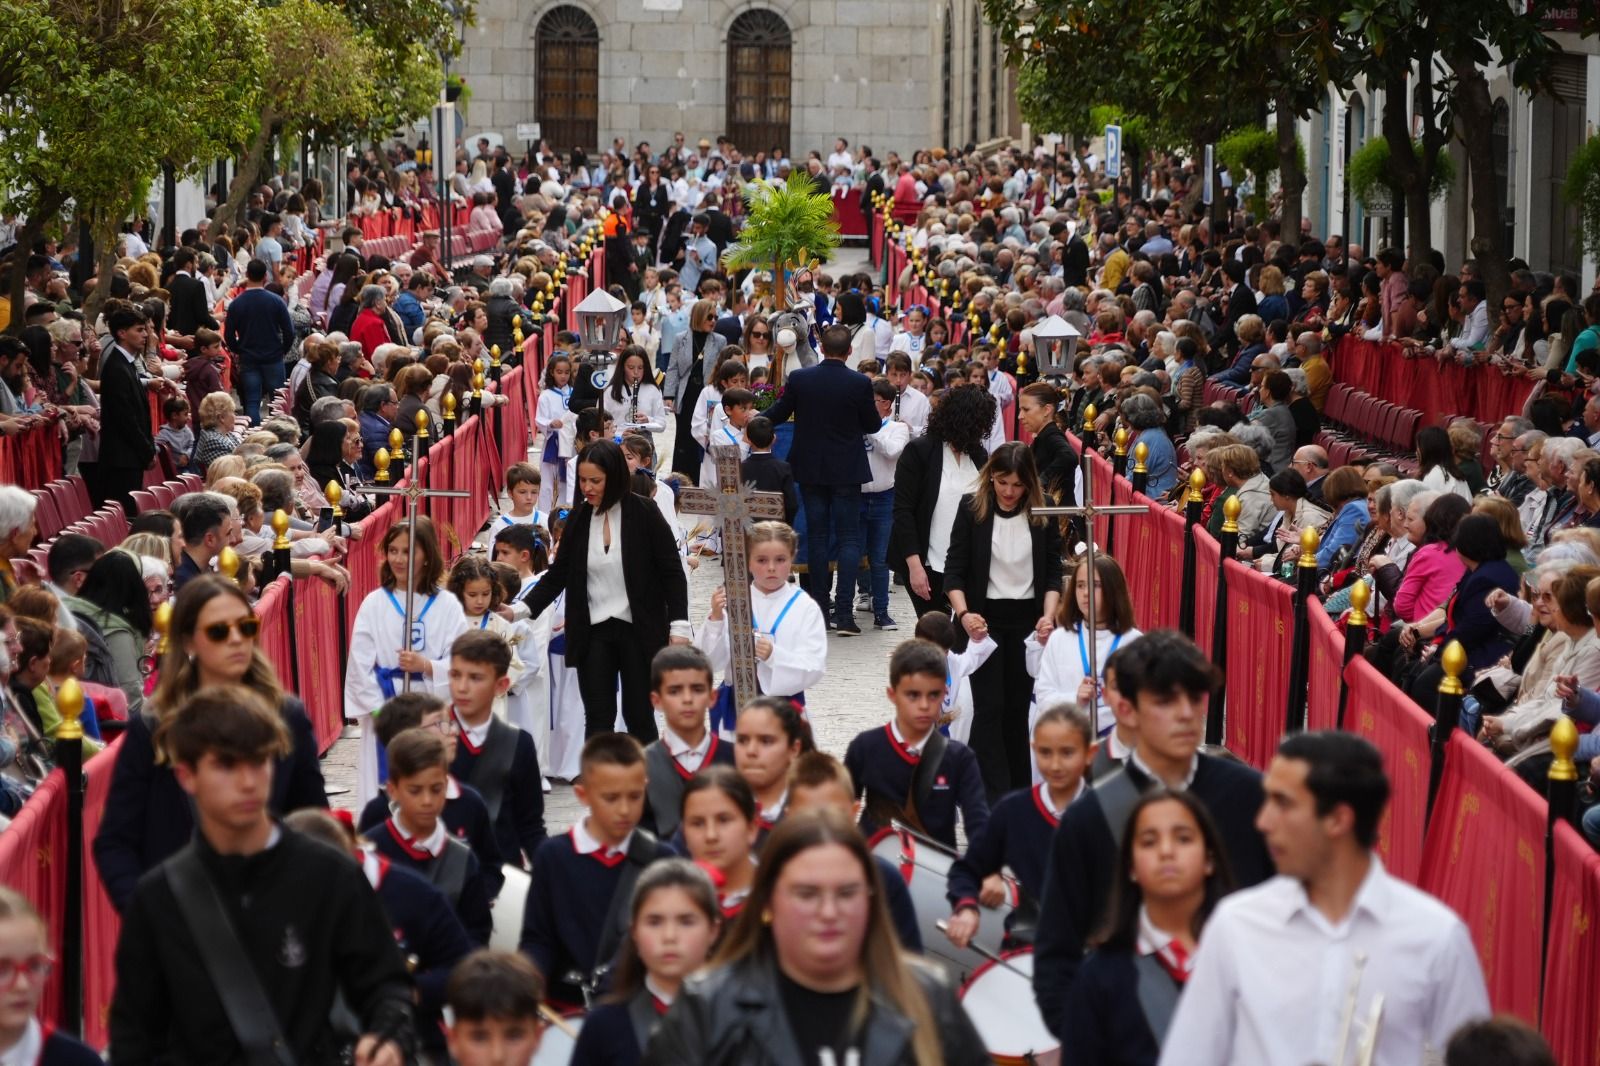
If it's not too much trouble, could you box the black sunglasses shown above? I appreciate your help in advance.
[201,617,260,643]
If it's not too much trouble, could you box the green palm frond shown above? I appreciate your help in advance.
[721,179,841,272]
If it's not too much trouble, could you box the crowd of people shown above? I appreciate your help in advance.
[0,126,1580,1065]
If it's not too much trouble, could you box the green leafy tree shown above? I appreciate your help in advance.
[722,180,842,287]
[0,0,263,324]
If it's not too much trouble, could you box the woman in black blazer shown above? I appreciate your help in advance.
[944,442,1063,796]
[522,439,689,740]
[1019,381,1079,505]
[889,385,994,617]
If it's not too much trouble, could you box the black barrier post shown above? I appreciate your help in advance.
[442,390,458,438]
[1542,716,1581,1002]
[1337,580,1371,730]
[56,680,85,1036]
[1283,527,1321,735]
[1178,469,1205,638]
[1130,442,1149,498]
[1107,429,1129,557]
[1209,495,1240,746]
[1080,405,1099,458]
[1425,640,1466,826]
[489,346,504,447]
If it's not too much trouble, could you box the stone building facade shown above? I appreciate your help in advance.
[453,0,1018,159]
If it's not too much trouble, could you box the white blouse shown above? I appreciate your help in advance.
[927,448,979,572]
[587,503,632,624]
[987,512,1035,600]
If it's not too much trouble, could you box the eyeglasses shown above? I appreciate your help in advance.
[749,331,770,339]
[0,955,52,989]
[782,882,872,910]
[424,717,460,737]
[201,617,260,643]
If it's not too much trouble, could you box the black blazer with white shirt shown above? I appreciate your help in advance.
[520,491,687,663]
[98,345,155,472]
[167,271,217,334]
[889,433,987,582]
[942,493,1063,616]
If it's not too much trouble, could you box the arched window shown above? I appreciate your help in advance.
[968,8,981,146]
[989,29,1000,139]
[535,6,599,154]
[1492,98,1515,258]
[941,8,953,150]
[727,10,792,158]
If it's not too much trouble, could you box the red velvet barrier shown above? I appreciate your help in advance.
[253,576,295,693]
[293,576,345,753]
[1221,560,1293,769]
[886,242,906,305]
[1332,337,1536,426]
[1306,600,1344,732]
[870,211,883,268]
[500,368,531,471]
[1540,820,1600,1064]
[347,497,400,641]
[0,424,64,491]
[0,772,66,1023]
[1418,731,1545,1021]
[1343,656,1431,882]
[1190,524,1219,658]
[81,736,124,1047]
[831,189,867,238]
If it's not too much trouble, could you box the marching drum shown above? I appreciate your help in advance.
[531,1010,584,1065]
[869,822,1017,980]
[959,949,1059,1066]
[489,864,531,952]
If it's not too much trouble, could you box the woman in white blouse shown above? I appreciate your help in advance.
[943,442,1063,797]
[521,439,690,740]
[602,345,667,434]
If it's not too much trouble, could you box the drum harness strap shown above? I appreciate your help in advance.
[1133,953,1182,1044]
[566,828,662,1005]
[466,716,520,824]
[1094,765,1143,853]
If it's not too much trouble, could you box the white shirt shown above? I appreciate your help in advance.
[1031,624,1144,735]
[389,811,448,857]
[1130,748,1198,790]
[827,150,854,171]
[890,719,932,756]
[864,416,910,493]
[1158,860,1490,1066]
[587,503,632,624]
[454,707,493,750]
[663,726,715,774]
[927,448,980,572]
[572,817,632,860]
[0,1018,40,1066]
[890,384,930,437]
[1420,465,1472,501]
[987,512,1036,600]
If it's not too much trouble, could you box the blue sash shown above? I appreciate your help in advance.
[711,588,809,733]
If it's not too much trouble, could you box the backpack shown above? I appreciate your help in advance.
[70,611,120,690]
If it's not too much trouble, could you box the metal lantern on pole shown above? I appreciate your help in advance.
[574,288,628,353]
[1031,314,1082,379]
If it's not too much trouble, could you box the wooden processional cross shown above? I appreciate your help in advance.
[1034,447,1152,687]
[366,425,470,693]
[677,444,787,709]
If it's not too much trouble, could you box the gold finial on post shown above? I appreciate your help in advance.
[1083,403,1098,434]
[55,677,84,742]
[512,319,524,345]
[1438,640,1468,696]
[1113,427,1130,457]
[271,509,291,551]
[374,447,392,484]
[153,601,173,655]
[1347,579,1370,627]
[414,408,430,441]
[1133,441,1149,474]
[443,392,457,419]
[1297,526,1320,569]
[472,372,485,397]
[1221,493,1242,534]
[1550,716,1580,783]
[388,427,406,463]
[325,481,343,520]
[1186,467,1207,504]
[217,546,240,580]
[490,345,502,369]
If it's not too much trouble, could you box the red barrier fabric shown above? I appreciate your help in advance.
[1221,560,1293,769]
[81,736,124,1047]
[1541,820,1600,1064]
[347,498,400,641]
[831,189,867,238]
[0,772,66,1022]
[293,576,345,753]
[1333,337,1536,425]
[254,577,295,692]
[1190,524,1219,658]
[1306,600,1345,732]
[1344,656,1431,882]
[870,212,883,267]
[1419,732,1546,1021]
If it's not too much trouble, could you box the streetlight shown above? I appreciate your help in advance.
[1031,313,1082,380]
[574,288,628,354]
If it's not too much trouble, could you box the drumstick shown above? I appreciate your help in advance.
[934,921,1032,980]
[539,1003,578,1037]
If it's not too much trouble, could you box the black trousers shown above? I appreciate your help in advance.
[967,598,1037,799]
[576,618,659,743]
[97,465,146,515]
[903,566,948,619]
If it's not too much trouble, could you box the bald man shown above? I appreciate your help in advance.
[1291,445,1330,508]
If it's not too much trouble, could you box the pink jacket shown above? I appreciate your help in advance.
[1394,542,1465,622]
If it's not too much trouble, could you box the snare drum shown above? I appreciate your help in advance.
[869,823,1017,980]
[531,1010,584,1065]
[959,949,1059,1066]
[489,865,531,952]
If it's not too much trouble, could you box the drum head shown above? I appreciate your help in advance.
[959,951,1058,1065]
[531,1011,583,1065]
[868,825,1014,983]
[490,865,532,953]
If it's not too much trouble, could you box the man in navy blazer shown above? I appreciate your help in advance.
[761,324,881,633]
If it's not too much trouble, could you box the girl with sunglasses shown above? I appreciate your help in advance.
[91,574,329,913]
[0,887,98,1064]
[742,314,774,370]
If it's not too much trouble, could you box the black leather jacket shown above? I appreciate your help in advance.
[642,954,991,1066]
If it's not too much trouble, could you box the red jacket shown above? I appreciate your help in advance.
[351,307,390,357]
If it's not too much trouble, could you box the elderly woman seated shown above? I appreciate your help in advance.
[1206,442,1273,541]
[1239,468,1331,570]
[1119,390,1177,499]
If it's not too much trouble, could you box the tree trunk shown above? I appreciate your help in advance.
[1381,67,1429,262]
[1276,94,1305,245]
[212,117,277,235]
[1450,58,1508,330]
[4,188,64,336]
[80,216,121,332]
